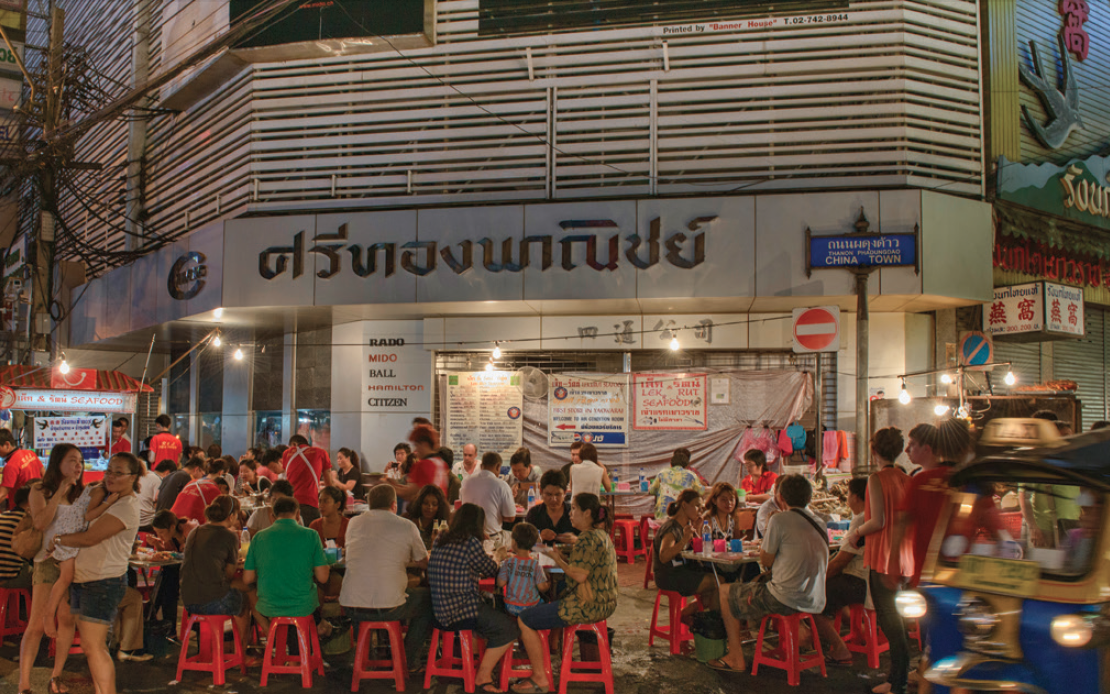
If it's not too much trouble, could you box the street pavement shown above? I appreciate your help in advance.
[0,562,908,694]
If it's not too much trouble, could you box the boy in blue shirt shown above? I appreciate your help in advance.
[497,523,550,616]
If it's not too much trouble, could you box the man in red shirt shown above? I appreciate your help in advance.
[0,430,42,510]
[150,414,183,466]
[108,419,131,457]
[281,434,330,526]
[388,424,448,500]
[169,459,222,525]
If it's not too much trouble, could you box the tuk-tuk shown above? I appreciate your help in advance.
[897,421,1110,694]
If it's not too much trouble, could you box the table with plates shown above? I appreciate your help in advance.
[130,553,183,619]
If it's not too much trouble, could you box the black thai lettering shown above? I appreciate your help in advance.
[349,243,396,277]
[401,241,437,276]
[259,231,305,280]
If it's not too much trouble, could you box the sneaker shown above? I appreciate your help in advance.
[117,650,154,662]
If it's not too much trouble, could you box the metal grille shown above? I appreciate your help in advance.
[46,0,982,276]
[1054,307,1107,429]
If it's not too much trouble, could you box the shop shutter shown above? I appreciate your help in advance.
[1054,308,1107,429]
[994,340,1042,392]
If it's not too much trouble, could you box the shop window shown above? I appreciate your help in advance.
[198,412,222,451]
[295,327,332,410]
[252,335,284,412]
[197,350,224,413]
[254,411,283,450]
[295,409,331,452]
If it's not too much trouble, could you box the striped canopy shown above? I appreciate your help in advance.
[0,366,154,393]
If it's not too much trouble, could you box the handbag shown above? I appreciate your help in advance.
[11,513,43,559]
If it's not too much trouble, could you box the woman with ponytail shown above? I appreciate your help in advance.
[653,489,719,603]
[181,495,254,640]
[513,493,618,694]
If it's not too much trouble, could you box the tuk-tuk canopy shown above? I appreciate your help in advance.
[0,365,154,393]
[954,427,1110,492]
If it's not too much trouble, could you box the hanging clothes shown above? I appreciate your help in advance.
[822,430,840,467]
[731,427,781,465]
[836,430,850,462]
[777,429,794,456]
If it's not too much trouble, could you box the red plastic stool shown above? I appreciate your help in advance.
[260,616,325,687]
[498,629,553,691]
[176,612,246,686]
[0,587,30,643]
[648,590,694,655]
[48,620,82,657]
[351,620,407,692]
[640,516,661,547]
[751,612,826,686]
[611,519,646,564]
[424,627,480,693]
[559,621,613,694]
[907,616,922,649]
[478,577,497,594]
[834,604,888,669]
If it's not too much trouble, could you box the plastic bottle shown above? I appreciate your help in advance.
[527,487,537,508]
[611,472,619,492]
[638,468,647,491]
[701,521,712,555]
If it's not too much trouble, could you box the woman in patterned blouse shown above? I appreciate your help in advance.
[512,493,618,694]
[427,503,519,693]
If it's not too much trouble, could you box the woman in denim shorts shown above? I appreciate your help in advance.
[17,444,84,694]
[51,453,144,694]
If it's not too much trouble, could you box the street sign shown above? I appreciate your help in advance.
[808,233,918,270]
[792,306,840,353]
[959,331,993,367]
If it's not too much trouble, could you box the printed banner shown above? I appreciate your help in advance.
[548,374,628,448]
[633,373,708,431]
[445,371,523,461]
[33,416,108,449]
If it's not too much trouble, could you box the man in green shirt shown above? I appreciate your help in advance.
[243,497,330,623]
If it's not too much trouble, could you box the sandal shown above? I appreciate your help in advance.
[706,658,746,673]
[477,683,504,694]
[49,678,68,694]
[824,653,853,666]
[511,678,552,694]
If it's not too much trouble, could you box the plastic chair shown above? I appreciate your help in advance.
[751,612,826,686]
[424,626,480,693]
[0,587,30,643]
[259,616,325,687]
[498,629,553,692]
[643,544,655,589]
[559,621,613,694]
[834,604,887,668]
[351,620,407,692]
[611,519,646,564]
[648,590,694,655]
[175,611,246,686]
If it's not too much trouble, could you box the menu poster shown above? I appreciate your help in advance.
[548,373,629,448]
[633,373,708,431]
[33,416,108,449]
[445,371,523,461]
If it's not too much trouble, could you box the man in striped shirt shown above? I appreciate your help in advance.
[0,486,32,589]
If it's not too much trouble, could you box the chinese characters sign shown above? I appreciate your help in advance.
[547,374,628,448]
[983,282,1084,339]
[444,371,523,461]
[33,417,108,449]
[1060,0,1090,61]
[632,373,707,431]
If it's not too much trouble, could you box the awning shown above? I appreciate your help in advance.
[0,366,154,393]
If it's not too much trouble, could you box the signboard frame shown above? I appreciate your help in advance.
[632,372,708,431]
[805,225,920,276]
[547,373,629,448]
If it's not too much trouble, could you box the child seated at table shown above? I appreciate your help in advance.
[498,522,550,616]
[44,483,118,636]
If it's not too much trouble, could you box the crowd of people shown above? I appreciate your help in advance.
[0,409,993,694]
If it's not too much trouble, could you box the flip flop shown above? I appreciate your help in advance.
[511,678,552,694]
[706,658,746,673]
[477,683,504,694]
[824,654,853,666]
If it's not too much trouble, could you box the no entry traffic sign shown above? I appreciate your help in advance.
[793,306,841,353]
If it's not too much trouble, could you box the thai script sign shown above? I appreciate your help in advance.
[33,416,108,449]
[984,281,1084,339]
[257,216,714,282]
[13,390,136,413]
[444,371,523,461]
[548,374,628,448]
[808,233,917,269]
[632,373,707,431]
[996,154,1110,232]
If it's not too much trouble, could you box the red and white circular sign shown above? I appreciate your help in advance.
[792,306,841,353]
[0,386,15,409]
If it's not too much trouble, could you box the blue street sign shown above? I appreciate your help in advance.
[809,234,917,269]
[960,332,993,367]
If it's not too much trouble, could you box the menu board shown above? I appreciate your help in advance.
[33,416,108,449]
[548,373,628,448]
[445,371,523,461]
[633,373,708,430]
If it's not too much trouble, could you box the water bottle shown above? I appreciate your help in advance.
[638,468,647,491]
[701,521,712,555]
[611,472,619,492]
[527,487,537,508]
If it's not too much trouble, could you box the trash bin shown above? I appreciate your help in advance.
[576,627,617,661]
[690,611,727,664]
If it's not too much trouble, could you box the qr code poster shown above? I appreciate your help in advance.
[33,417,107,450]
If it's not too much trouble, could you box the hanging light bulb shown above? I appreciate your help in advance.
[898,381,911,405]
[233,347,244,361]
[59,358,70,375]
[492,343,502,360]
[669,331,680,351]
[485,360,494,372]
[934,404,950,416]
[212,333,222,347]
[1004,371,1016,386]
[940,373,952,385]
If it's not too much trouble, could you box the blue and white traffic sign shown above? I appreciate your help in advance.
[960,331,993,367]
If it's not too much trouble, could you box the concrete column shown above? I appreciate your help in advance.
[282,331,297,443]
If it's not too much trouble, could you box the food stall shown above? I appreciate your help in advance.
[0,365,154,482]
